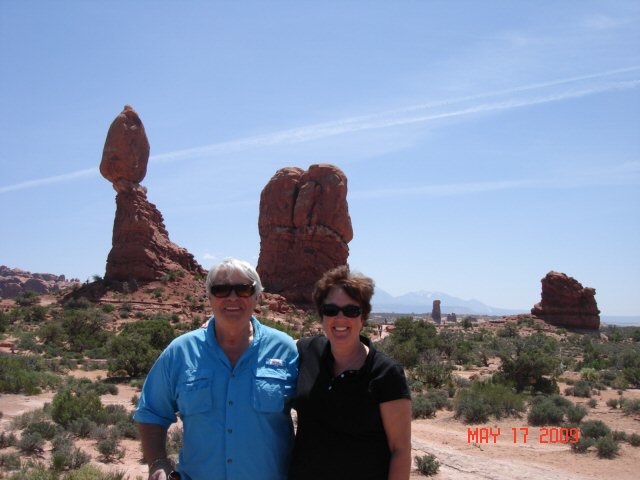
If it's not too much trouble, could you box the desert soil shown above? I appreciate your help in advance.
[1,368,639,480]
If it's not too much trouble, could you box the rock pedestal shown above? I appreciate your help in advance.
[432,300,442,324]
[257,164,353,305]
[531,271,600,329]
[100,106,203,281]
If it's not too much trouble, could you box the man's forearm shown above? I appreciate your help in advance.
[137,422,172,478]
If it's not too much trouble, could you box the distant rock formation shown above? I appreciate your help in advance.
[100,106,204,281]
[257,164,353,304]
[0,265,79,298]
[531,271,600,329]
[432,300,441,324]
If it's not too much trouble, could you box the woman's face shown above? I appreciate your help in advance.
[321,287,364,348]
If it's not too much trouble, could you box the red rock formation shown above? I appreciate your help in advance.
[257,164,353,304]
[432,300,442,324]
[100,106,204,281]
[531,271,600,329]
[0,265,78,298]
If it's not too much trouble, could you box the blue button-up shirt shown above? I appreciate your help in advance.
[134,317,298,480]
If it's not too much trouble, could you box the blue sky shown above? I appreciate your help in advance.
[1,1,638,316]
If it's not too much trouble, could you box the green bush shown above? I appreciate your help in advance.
[580,420,611,440]
[51,388,104,428]
[96,437,125,462]
[528,399,564,426]
[414,454,440,476]
[587,398,597,408]
[612,430,627,442]
[620,398,640,415]
[629,433,640,447]
[0,453,21,470]
[24,421,59,440]
[595,435,619,459]
[15,291,40,307]
[0,354,61,395]
[571,436,594,453]
[454,381,525,424]
[50,434,91,471]
[566,404,588,423]
[0,431,17,448]
[571,380,592,398]
[17,431,45,454]
[412,395,437,419]
[606,398,619,409]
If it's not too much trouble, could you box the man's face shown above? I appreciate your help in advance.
[208,269,259,324]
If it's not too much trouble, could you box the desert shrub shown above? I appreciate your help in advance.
[587,398,597,408]
[24,421,59,440]
[51,388,104,428]
[612,430,627,442]
[17,431,45,454]
[101,303,115,313]
[580,420,611,440]
[50,434,91,471]
[90,424,110,440]
[412,395,437,419]
[628,433,640,447]
[620,398,640,415]
[131,394,140,407]
[166,427,183,455]
[454,381,525,424]
[595,435,619,458]
[571,380,592,398]
[61,307,112,355]
[496,333,560,394]
[408,353,453,389]
[497,322,519,338]
[10,407,48,430]
[0,354,60,394]
[414,454,440,476]
[378,318,437,368]
[96,437,125,462]
[0,431,17,448]
[15,291,40,307]
[606,398,619,409]
[566,404,588,423]
[528,399,565,426]
[68,418,97,438]
[107,319,175,377]
[0,453,21,470]
[571,436,595,453]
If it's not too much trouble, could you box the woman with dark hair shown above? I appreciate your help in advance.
[289,265,412,480]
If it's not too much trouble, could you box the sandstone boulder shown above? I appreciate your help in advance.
[531,271,600,329]
[100,105,150,191]
[0,266,78,298]
[100,106,204,281]
[257,164,353,304]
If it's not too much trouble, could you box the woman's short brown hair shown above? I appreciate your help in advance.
[313,265,375,320]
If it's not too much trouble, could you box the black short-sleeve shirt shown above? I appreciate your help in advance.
[289,335,411,480]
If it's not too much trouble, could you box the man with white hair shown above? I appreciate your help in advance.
[134,258,298,480]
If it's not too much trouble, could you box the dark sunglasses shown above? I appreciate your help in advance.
[210,282,256,298]
[320,303,362,318]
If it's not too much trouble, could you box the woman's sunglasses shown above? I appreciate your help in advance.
[210,282,256,298]
[320,303,362,318]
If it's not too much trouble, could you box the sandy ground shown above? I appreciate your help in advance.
[1,370,639,479]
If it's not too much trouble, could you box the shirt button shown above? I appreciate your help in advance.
[227,458,232,464]
[227,428,232,433]
[228,400,233,406]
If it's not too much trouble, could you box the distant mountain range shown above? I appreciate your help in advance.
[372,289,527,316]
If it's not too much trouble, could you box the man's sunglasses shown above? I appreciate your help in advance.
[320,303,362,318]
[210,282,256,298]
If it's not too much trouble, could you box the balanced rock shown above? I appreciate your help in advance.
[257,164,353,304]
[100,106,203,281]
[100,105,150,192]
[531,271,600,329]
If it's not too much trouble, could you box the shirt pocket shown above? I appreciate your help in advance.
[177,369,213,417]
[253,366,292,413]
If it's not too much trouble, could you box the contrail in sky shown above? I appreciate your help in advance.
[1,68,639,194]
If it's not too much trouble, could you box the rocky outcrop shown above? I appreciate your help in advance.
[432,300,441,324]
[0,265,79,298]
[257,164,353,304]
[101,106,204,281]
[531,271,600,329]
